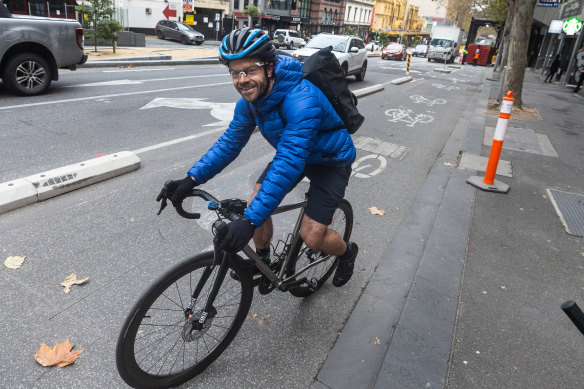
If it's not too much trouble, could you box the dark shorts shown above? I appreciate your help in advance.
[257,163,352,225]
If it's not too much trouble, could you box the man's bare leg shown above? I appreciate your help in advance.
[299,214,346,256]
[299,213,357,287]
[249,183,273,250]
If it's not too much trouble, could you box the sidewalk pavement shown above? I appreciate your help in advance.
[81,42,381,68]
[312,68,584,388]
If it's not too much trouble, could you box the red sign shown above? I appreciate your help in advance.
[163,5,177,20]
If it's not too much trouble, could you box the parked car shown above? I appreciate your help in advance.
[0,14,87,96]
[365,40,381,52]
[413,44,428,57]
[382,43,407,60]
[273,29,305,49]
[292,33,368,81]
[155,20,204,45]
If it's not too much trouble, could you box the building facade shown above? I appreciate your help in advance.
[370,0,425,39]
[344,0,374,39]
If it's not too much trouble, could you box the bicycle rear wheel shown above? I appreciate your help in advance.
[285,199,353,297]
[116,252,253,388]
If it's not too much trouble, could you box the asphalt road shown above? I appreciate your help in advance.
[0,58,487,388]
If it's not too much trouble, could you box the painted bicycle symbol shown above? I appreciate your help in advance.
[385,108,434,127]
[432,83,460,91]
[409,95,447,106]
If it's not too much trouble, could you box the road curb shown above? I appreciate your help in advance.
[391,76,413,85]
[434,68,453,74]
[0,151,140,215]
[354,84,385,98]
[312,80,488,389]
[81,57,221,68]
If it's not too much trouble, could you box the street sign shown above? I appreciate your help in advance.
[563,17,583,35]
[215,13,220,21]
[537,0,559,7]
[163,5,176,20]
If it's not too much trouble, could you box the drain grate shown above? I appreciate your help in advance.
[548,189,584,237]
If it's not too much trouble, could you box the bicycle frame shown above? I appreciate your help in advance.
[190,198,337,317]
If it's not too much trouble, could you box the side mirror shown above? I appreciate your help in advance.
[350,47,359,53]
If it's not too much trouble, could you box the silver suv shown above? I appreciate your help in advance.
[292,34,368,81]
[273,29,305,50]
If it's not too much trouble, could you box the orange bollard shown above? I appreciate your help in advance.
[466,91,514,193]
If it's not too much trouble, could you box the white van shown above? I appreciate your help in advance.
[273,29,305,49]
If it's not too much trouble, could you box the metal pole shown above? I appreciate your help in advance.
[400,0,409,44]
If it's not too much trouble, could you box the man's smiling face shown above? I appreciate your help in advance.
[229,57,274,102]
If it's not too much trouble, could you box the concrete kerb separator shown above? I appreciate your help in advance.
[0,83,395,216]
[0,152,140,215]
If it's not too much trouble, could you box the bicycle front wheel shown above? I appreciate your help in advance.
[285,199,353,297]
[116,252,253,388]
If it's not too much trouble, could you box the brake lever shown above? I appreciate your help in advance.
[156,181,172,215]
[157,197,168,215]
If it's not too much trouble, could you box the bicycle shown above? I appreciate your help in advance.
[116,182,353,388]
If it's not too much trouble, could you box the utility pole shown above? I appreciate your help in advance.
[400,0,409,44]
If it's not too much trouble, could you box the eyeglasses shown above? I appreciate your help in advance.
[229,62,265,80]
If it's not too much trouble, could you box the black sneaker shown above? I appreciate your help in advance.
[332,242,358,287]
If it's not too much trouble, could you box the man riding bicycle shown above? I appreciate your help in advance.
[164,27,358,287]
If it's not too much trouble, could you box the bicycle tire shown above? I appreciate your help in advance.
[116,252,253,388]
[285,199,353,297]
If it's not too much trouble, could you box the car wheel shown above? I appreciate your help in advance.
[287,43,292,50]
[157,30,165,40]
[181,36,189,45]
[428,58,432,62]
[2,53,52,96]
[356,61,367,81]
[341,63,348,77]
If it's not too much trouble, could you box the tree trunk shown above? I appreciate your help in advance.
[502,0,538,109]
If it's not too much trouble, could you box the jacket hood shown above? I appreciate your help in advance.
[255,54,303,112]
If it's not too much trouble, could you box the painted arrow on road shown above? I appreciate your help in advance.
[140,98,235,127]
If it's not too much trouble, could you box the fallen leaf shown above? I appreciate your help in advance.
[4,255,26,269]
[250,313,258,319]
[34,339,83,367]
[444,162,456,167]
[60,274,89,294]
[374,336,381,345]
[368,206,385,216]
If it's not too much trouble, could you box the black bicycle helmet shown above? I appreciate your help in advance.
[219,28,276,65]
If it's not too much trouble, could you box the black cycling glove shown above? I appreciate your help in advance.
[164,176,196,207]
[216,217,256,253]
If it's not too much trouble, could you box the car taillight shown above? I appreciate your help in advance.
[75,27,84,50]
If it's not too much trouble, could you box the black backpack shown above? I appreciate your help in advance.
[277,46,365,134]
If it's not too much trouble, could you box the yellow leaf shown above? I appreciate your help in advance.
[374,336,381,345]
[368,206,385,216]
[34,339,83,367]
[4,256,26,269]
[60,274,89,294]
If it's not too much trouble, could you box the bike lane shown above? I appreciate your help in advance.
[0,67,478,388]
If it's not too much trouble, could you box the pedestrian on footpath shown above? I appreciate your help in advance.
[573,46,584,93]
[544,54,561,83]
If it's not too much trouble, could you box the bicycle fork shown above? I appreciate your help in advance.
[184,247,229,335]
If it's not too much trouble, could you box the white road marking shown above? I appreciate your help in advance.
[0,81,233,111]
[103,68,176,72]
[140,98,235,127]
[132,128,225,154]
[67,74,227,87]
[351,154,387,178]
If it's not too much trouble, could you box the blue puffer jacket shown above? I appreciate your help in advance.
[188,55,356,227]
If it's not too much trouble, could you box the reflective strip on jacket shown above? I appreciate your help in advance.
[188,55,356,226]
